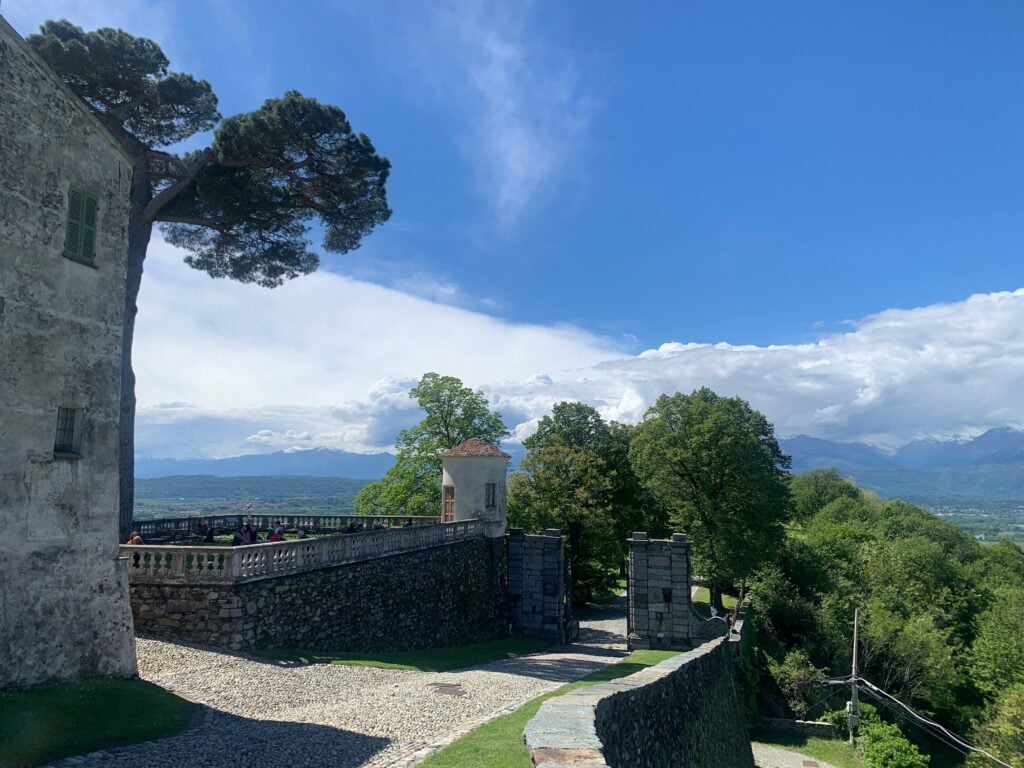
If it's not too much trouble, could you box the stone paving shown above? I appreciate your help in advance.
[45,604,628,768]
[752,742,839,768]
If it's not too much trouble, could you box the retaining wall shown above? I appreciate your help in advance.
[130,536,508,652]
[525,615,754,768]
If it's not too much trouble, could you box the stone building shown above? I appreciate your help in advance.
[440,438,510,538]
[0,16,137,687]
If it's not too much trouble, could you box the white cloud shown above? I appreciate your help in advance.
[408,0,593,225]
[131,238,621,457]
[133,245,1024,459]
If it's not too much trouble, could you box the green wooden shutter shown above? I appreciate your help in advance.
[64,188,83,258]
[81,194,97,260]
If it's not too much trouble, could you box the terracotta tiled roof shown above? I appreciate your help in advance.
[441,438,510,458]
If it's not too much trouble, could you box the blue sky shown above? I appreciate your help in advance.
[10,1,1024,456]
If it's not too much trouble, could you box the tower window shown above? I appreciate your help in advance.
[54,407,83,456]
[485,482,497,509]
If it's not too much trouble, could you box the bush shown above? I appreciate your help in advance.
[858,720,930,768]
[768,649,826,719]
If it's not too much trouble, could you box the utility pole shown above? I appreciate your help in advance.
[848,607,860,744]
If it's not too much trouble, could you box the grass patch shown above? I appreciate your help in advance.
[420,649,678,768]
[752,730,860,768]
[257,637,552,672]
[691,586,739,619]
[0,678,195,768]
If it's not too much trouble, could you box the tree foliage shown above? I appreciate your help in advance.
[751,468,1024,763]
[966,685,1024,768]
[508,438,618,601]
[355,373,508,517]
[510,402,666,603]
[629,388,791,606]
[29,20,391,537]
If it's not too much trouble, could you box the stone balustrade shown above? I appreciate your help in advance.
[122,519,480,585]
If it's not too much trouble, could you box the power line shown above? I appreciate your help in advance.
[854,685,971,759]
[822,674,1016,768]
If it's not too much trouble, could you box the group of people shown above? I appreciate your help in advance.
[231,522,307,546]
[125,517,419,548]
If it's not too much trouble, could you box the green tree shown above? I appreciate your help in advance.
[629,388,792,610]
[29,21,391,538]
[508,438,618,601]
[790,468,861,520]
[524,401,612,452]
[523,402,665,559]
[966,685,1024,768]
[355,373,508,517]
[970,588,1024,698]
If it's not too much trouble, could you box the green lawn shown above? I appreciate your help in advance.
[420,649,678,768]
[257,637,552,672]
[752,730,860,768]
[0,678,195,768]
[691,586,739,619]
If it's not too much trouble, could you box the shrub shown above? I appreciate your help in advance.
[858,720,930,768]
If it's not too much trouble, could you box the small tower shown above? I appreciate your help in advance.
[440,438,510,538]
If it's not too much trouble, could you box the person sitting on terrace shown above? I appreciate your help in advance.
[125,531,144,545]
[268,529,285,542]
[296,529,308,539]
[232,527,245,546]
[243,523,257,543]
[345,521,358,534]
[203,522,215,542]
[403,519,414,528]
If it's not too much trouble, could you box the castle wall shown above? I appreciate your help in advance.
[0,17,137,687]
[130,536,509,652]
[524,614,755,768]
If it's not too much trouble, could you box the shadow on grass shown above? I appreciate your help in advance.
[0,678,195,768]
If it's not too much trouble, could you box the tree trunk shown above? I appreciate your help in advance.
[118,168,154,542]
[710,583,726,614]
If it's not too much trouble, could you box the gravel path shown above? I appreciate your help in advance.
[47,604,627,768]
[752,742,840,768]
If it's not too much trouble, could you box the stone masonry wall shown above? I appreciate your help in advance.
[131,537,508,652]
[507,529,575,644]
[0,17,136,688]
[628,532,695,650]
[524,615,754,768]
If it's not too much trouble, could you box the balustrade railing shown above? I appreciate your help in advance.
[122,519,480,584]
[132,513,441,540]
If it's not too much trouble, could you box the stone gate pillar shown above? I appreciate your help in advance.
[627,532,693,650]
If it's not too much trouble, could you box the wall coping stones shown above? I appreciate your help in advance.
[525,608,754,768]
[524,635,730,763]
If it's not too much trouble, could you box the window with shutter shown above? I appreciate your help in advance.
[63,187,99,264]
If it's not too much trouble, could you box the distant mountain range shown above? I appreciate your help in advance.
[780,427,1024,505]
[137,429,1024,507]
[135,448,396,480]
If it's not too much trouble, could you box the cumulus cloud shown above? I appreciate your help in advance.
[133,239,1024,458]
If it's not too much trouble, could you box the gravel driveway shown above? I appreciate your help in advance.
[46,604,627,768]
